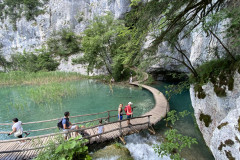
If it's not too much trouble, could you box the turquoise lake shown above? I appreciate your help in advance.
[0,80,155,140]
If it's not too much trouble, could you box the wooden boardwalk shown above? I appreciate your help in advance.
[0,75,169,160]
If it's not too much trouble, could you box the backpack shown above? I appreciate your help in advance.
[57,118,64,130]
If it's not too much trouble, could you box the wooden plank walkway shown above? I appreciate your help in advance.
[0,74,169,160]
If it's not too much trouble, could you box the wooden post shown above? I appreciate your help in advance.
[108,111,110,122]
[148,115,150,128]
[119,120,122,136]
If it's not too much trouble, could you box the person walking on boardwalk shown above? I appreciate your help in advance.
[8,118,30,139]
[118,104,123,120]
[125,102,133,126]
[62,111,79,140]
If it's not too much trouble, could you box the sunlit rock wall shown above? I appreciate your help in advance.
[190,72,240,159]
[0,0,131,74]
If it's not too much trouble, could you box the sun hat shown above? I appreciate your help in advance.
[128,102,133,105]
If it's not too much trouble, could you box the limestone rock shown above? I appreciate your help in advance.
[190,72,240,159]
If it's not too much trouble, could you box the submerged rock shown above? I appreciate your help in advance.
[91,143,133,160]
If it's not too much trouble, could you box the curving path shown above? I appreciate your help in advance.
[130,72,169,125]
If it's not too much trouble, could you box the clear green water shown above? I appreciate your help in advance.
[0,79,214,159]
[152,81,214,160]
[0,80,155,140]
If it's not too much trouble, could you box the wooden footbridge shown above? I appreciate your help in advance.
[0,77,169,160]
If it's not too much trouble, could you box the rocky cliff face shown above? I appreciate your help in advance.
[190,72,240,159]
[146,19,227,79]
[0,0,131,74]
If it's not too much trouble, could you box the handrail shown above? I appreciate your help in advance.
[0,114,130,134]
[0,121,150,154]
[0,107,136,126]
[0,115,152,143]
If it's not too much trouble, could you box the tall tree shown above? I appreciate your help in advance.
[73,13,129,75]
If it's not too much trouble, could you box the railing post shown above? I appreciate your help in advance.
[119,120,122,136]
[148,115,150,128]
[108,111,110,122]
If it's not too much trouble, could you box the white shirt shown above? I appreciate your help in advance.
[12,121,23,132]
[98,125,104,134]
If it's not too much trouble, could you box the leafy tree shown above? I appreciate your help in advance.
[72,13,130,76]
[201,5,240,61]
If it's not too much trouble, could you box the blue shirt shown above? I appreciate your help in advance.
[62,118,70,128]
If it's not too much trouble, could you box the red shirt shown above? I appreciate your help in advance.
[126,105,132,116]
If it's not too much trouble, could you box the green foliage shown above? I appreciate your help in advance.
[193,84,206,99]
[0,0,49,30]
[154,110,197,160]
[130,0,141,6]
[154,129,198,160]
[72,13,130,75]
[0,53,10,72]
[165,110,190,127]
[190,57,240,98]
[124,0,164,66]
[164,80,189,101]
[35,136,92,160]
[199,113,212,127]
[10,48,59,72]
[47,29,81,59]
[203,5,240,50]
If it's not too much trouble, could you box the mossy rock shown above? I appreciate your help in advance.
[91,144,133,160]
[224,150,235,160]
[214,85,227,97]
[199,113,212,127]
[218,142,226,151]
[217,122,228,130]
[194,84,206,99]
[225,139,234,146]
[238,117,240,132]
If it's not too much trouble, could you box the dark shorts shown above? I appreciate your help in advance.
[118,115,123,120]
[127,115,131,119]
[17,135,23,138]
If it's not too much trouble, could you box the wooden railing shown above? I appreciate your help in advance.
[0,115,152,154]
[0,107,136,134]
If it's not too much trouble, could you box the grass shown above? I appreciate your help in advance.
[0,71,107,86]
[0,71,109,107]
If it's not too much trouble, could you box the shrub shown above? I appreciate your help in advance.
[10,48,59,72]
[47,29,81,59]
[35,136,92,160]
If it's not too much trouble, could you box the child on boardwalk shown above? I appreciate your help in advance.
[97,119,104,139]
